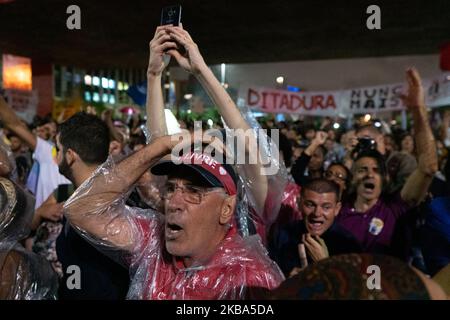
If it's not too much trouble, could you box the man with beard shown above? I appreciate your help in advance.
[54,112,130,299]
[335,68,438,254]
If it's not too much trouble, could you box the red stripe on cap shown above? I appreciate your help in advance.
[179,152,237,195]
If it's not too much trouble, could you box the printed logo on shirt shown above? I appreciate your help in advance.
[368,217,384,236]
[52,146,58,164]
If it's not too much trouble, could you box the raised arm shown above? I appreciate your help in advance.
[400,68,438,205]
[63,135,175,251]
[146,26,176,139]
[0,96,36,150]
[166,26,274,218]
[31,194,63,231]
[291,131,327,186]
[102,109,123,144]
[167,27,249,132]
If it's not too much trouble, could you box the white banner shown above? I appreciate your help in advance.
[244,73,450,116]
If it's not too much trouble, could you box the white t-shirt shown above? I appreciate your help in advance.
[445,127,450,148]
[26,137,70,208]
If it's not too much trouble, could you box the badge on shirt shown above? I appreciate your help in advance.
[52,146,58,163]
[368,217,384,236]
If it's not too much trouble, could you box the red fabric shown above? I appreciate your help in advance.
[129,216,283,300]
[440,42,450,71]
[278,182,303,225]
[267,182,302,245]
[179,152,237,195]
[250,182,301,245]
[252,209,267,245]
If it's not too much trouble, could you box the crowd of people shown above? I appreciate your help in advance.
[0,25,449,300]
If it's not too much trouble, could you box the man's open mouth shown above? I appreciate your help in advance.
[166,222,184,240]
[307,218,324,231]
[363,182,375,191]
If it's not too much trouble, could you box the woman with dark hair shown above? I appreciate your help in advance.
[324,162,351,201]
[399,133,415,156]
[291,131,327,187]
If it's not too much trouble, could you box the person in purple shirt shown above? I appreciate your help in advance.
[336,68,438,254]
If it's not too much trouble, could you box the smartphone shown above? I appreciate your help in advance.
[357,137,377,150]
[352,137,377,158]
[160,5,182,26]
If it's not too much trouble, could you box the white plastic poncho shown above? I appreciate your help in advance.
[64,156,285,299]
[64,109,287,299]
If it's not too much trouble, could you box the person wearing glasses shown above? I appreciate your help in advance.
[62,25,284,300]
[63,138,284,300]
[323,163,351,200]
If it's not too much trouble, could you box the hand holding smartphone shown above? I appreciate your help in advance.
[160,5,185,55]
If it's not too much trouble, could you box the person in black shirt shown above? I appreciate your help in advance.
[269,178,361,277]
[291,131,327,187]
[55,113,130,299]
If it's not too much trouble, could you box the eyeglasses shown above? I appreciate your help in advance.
[162,183,225,204]
[324,170,347,181]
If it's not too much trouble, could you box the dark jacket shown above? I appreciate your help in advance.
[269,220,362,276]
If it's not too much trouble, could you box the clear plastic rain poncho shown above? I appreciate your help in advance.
[0,177,58,299]
[64,106,287,300]
[0,131,17,181]
[221,102,289,241]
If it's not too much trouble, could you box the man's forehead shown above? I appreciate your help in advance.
[303,189,337,203]
[328,168,347,178]
[355,157,379,168]
[329,165,345,172]
[357,128,379,139]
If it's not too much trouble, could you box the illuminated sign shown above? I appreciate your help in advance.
[2,54,32,91]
